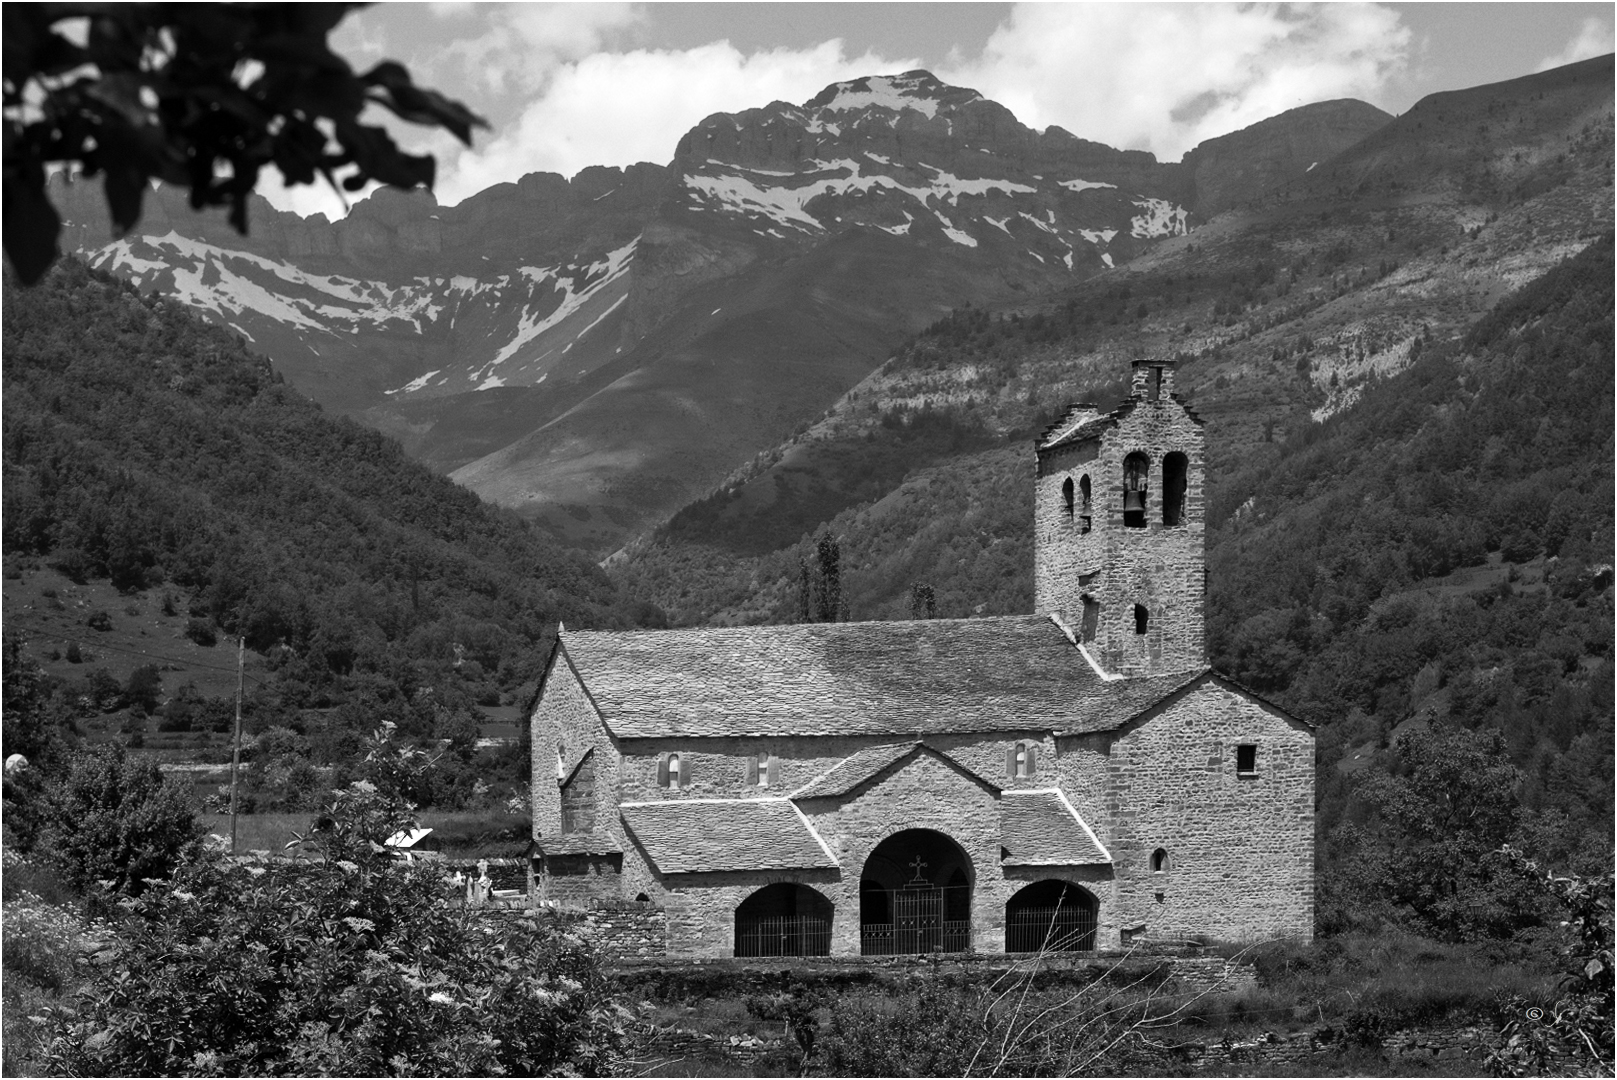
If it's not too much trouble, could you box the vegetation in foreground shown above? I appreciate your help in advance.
[2,642,1612,1076]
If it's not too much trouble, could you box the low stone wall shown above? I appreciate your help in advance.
[1168,1024,1492,1070]
[582,899,666,961]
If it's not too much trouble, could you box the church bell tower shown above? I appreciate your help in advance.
[1032,358,1206,676]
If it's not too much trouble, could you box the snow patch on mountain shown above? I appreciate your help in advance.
[388,370,443,396]
[933,212,977,247]
[1131,199,1189,238]
[489,237,637,366]
[686,158,1035,233]
[1060,179,1117,193]
[814,73,964,119]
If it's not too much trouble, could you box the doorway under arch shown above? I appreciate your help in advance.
[1005,880,1098,953]
[734,883,832,957]
[859,829,972,955]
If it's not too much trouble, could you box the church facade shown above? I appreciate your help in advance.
[529,358,1315,958]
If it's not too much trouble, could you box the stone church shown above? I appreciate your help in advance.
[529,358,1314,958]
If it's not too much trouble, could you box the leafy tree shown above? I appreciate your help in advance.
[36,744,202,898]
[4,3,486,283]
[123,663,163,715]
[46,780,628,1077]
[797,529,847,623]
[1329,725,1543,940]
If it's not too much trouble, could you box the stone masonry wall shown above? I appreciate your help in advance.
[531,652,622,846]
[1034,361,1205,676]
[581,899,667,961]
[1092,679,1314,942]
[617,732,1060,806]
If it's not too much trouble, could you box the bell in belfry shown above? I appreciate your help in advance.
[1123,488,1147,513]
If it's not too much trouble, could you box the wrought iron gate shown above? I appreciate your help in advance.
[1005,893,1098,953]
[860,882,971,955]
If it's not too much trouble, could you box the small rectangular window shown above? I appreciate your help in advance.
[1236,744,1257,775]
[659,752,688,788]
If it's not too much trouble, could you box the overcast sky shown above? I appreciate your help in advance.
[261,2,1615,219]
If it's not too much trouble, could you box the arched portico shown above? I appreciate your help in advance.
[859,829,973,955]
[1004,879,1098,953]
[734,882,833,957]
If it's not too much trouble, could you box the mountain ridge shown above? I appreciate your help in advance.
[56,68,1391,551]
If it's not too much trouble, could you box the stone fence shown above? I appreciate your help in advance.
[1166,1023,1492,1070]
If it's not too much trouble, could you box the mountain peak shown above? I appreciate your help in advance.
[803,70,981,119]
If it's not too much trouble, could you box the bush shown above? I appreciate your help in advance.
[1,890,81,994]
[124,665,162,715]
[35,745,202,898]
[46,782,628,1077]
[184,618,217,647]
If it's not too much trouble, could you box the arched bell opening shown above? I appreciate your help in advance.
[1005,880,1098,953]
[1162,452,1188,527]
[1122,452,1150,529]
[860,829,973,956]
[734,883,832,958]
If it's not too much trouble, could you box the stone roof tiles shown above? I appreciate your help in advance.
[619,799,837,874]
[790,741,1002,800]
[1054,667,1210,735]
[791,742,918,799]
[561,616,1168,739]
[540,832,622,856]
[999,789,1111,866]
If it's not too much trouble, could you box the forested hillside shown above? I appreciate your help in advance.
[1207,236,1614,882]
[2,260,662,806]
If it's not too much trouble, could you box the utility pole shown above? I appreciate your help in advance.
[229,636,244,855]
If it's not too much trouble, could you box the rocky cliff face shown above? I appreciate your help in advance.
[1181,99,1393,216]
[56,69,1384,553]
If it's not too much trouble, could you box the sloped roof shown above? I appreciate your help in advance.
[1037,404,1109,450]
[790,741,1002,800]
[1055,668,1210,735]
[384,828,434,849]
[540,833,622,856]
[791,742,918,799]
[620,799,837,874]
[561,616,1171,738]
[999,789,1111,866]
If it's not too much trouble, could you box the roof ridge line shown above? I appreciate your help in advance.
[1075,640,1124,681]
[1052,786,1113,863]
[619,796,794,807]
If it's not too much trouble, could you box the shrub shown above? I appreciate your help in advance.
[46,782,628,1077]
[1,890,80,994]
[124,665,162,715]
[183,618,217,647]
[35,745,202,898]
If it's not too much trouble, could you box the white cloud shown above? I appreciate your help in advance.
[430,39,918,206]
[1535,16,1613,72]
[258,2,1416,219]
[939,3,1411,161]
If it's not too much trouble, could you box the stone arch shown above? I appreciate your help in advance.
[1062,476,1075,520]
[1004,880,1099,953]
[1078,474,1092,533]
[734,882,833,957]
[860,828,973,955]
